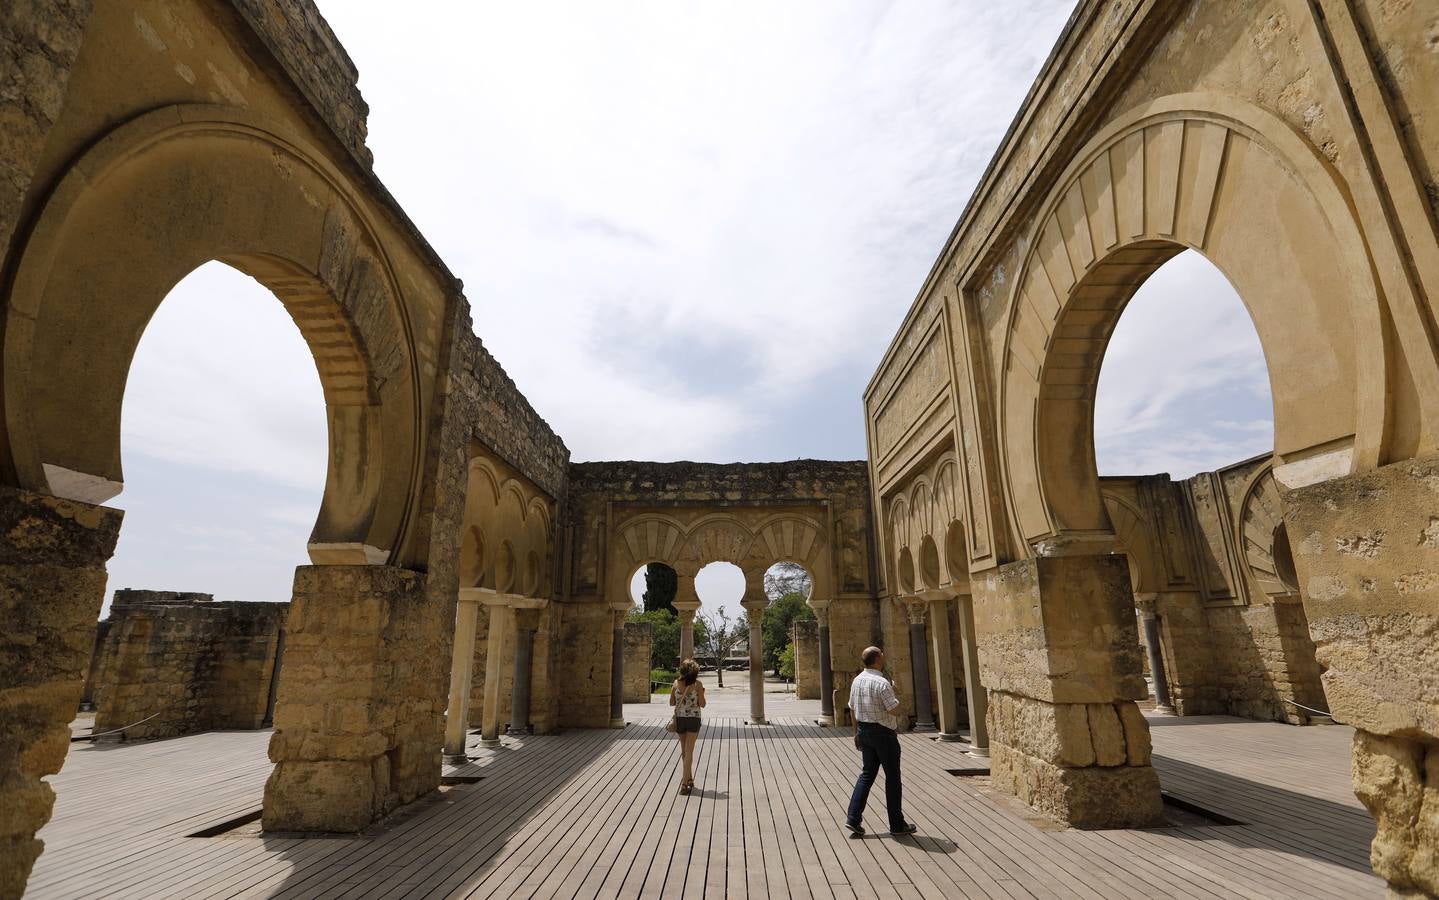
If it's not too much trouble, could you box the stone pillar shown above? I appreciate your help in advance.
[443,594,482,764]
[1135,595,1175,715]
[478,599,512,748]
[509,617,536,736]
[675,602,699,663]
[956,591,989,756]
[0,487,122,897]
[815,603,835,725]
[609,605,627,728]
[745,603,767,725]
[264,564,447,833]
[1282,457,1439,897]
[974,554,1162,829]
[904,599,936,732]
[925,592,962,741]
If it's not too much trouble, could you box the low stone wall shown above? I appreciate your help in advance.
[792,619,818,699]
[92,590,287,740]
[623,622,651,703]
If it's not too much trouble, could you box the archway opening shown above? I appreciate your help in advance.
[762,561,815,680]
[696,561,745,685]
[91,261,326,740]
[1092,249,1326,726]
[625,562,687,685]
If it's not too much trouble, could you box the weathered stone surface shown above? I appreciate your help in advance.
[264,565,445,833]
[1285,458,1439,741]
[1351,729,1439,896]
[974,554,1147,705]
[92,590,287,740]
[792,618,819,699]
[0,486,121,897]
[623,622,651,703]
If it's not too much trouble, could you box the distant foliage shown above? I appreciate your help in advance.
[762,592,815,674]
[779,641,797,680]
[628,606,709,670]
[763,562,811,602]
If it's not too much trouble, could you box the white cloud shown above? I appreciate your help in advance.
[108,2,1275,607]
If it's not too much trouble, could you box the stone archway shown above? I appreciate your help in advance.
[5,105,423,563]
[998,94,1399,550]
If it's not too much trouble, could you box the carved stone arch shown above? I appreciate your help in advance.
[887,494,915,594]
[996,93,1395,552]
[460,459,502,588]
[679,513,756,568]
[751,512,831,600]
[1236,461,1300,600]
[932,456,964,583]
[3,104,426,565]
[616,514,687,570]
[1101,491,1162,595]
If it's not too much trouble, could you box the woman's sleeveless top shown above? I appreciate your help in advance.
[674,682,701,717]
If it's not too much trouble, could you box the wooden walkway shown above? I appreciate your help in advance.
[28,713,1381,899]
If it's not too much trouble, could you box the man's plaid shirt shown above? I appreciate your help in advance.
[849,668,900,730]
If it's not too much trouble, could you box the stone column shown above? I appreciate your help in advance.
[1283,457,1439,897]
[904,598,936,732]
[609,605,627,728]
[443,593,483,764]
[0,487,122,897]
[925,591,962,741]
[1135,595,1175,715]
[478,598,512,748]
[509,616,536,736]
[956,591,989,756]
[974,554,1161,829]
[744,603,767,725]
[815,603,835,726]
[265,564,448,833]
[675,602,699,662]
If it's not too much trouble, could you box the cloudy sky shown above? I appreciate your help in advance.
[105,0,1273,616]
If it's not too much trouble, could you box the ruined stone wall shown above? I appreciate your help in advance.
[791,618,818,699]
[78,620,109,709]
[556,602,614,728]
[92,590,286,740]
[623,622,651,703]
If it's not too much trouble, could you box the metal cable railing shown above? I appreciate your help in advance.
[71,710,163,742]
[1281,698,1333,717]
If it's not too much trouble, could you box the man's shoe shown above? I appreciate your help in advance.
[890,822,918,835]
[844,821,865,836]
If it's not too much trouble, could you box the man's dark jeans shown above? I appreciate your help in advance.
[847,722,904,830]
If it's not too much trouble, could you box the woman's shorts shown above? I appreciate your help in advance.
[675,716,701,733]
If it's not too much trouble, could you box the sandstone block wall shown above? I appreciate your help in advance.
[91,590,287,740]
[623,622,651,703]
[792,619,818,699]
[78,620,109,709]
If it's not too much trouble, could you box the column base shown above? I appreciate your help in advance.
[443,753,469,766]
[936,731,964,742]
[816,715,834,727]
[966,747,991,759]
[609,718,625,729]
[1152,704,1177,716]
[913,723,937,733]
[747,718,769,726]
[478,737,502,749]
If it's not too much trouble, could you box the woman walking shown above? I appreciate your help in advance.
[670,659,706,794]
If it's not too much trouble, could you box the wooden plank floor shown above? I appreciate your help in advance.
[28,712,1382,899]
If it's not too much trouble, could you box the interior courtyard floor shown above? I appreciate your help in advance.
[28,704,1379,899]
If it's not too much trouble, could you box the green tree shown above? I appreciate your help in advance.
[641,563,677,613]
[699,608,743,687]
[778,641,797,680]
[761,592,815,675]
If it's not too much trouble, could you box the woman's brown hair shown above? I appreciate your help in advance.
[679,659,700,685]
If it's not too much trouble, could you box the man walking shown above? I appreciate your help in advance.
[845,646,916,836]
